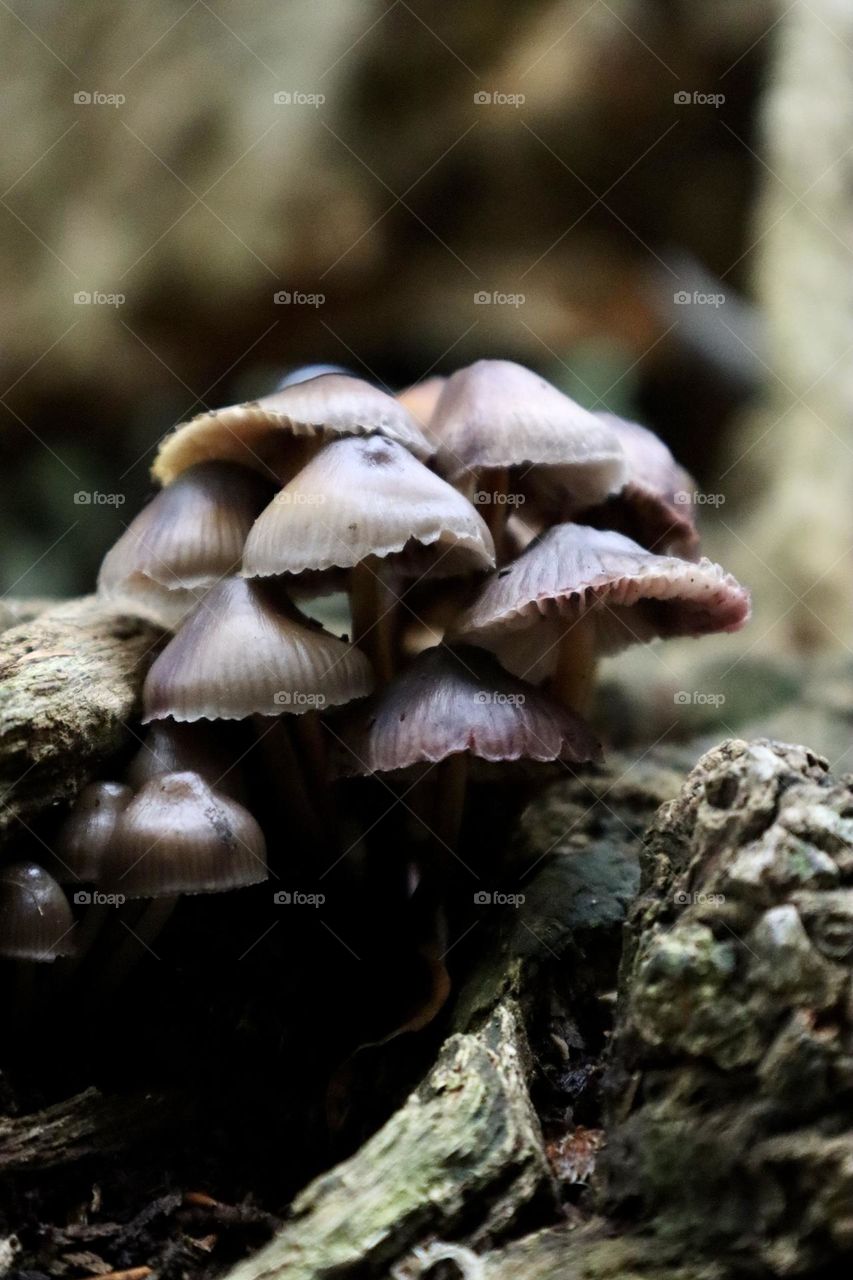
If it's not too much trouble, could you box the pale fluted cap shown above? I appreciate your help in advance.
[143,577,374,721]
[104,772,267,898]
[242,436,495,579]
[152,373,431,486]
[331,643,601,777]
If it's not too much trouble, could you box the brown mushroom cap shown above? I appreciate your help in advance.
[0,862,76,961]
[125,722,246,801]
[53,781,133,884]
[104,772,267,898]
[581,415,700,558]
[330,643,602,777]
[241,435,495,579]
[152,373,432,486]
[98,463,273,607]
[397,376,446,430]
[143,577,374,722]
[452,523,750,676]
[429,360,626,506]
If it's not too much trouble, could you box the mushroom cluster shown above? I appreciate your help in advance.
[12,363,749,1028]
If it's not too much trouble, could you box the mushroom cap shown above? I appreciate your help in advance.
[0,862,76,961]
[276,364,350,389]
[452,523,750,673]
[241,436,495,579]
[143,577,374,722]
[583,415,700,558]
[152,373,432,486]
[125,722,246,801]
[98,464,273,606]
[397,376,446,429]
[104,772,268,898]
[430,360,626,504]
[53,781,133,884]
[330,644,602,776]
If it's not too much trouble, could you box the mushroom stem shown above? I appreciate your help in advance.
[484,468,510,564]
[433,752,469,860]
[93,896,178,998]
[552,610,599,716]
[351,556,394,683]
[253,715,324,854]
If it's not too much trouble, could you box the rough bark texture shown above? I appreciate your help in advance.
[0,596,164,839]
[602,738,853,1275]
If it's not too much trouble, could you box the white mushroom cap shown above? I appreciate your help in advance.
[242,435,495,579]
[143,577,374,722]
[152,373,432,486]
[430,360,626,506]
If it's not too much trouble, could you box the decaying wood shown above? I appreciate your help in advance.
[603,738,853,1275]
[0,596,164,840]
[224,1003,553,1280]
[0,1087,178,1173]
[0,598,55,635]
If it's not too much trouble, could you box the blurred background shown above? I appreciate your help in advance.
[1,0,850,661]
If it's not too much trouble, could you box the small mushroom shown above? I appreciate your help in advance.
[125,721,247,802]
[429,360,626,559]
[452,523,751,710]
[241,435,495,679]
[105,772,268,899]
[52,780,133,884]
[0,862,76,962]
[580,415,700,559]
[396,376,446,429]
[98,462,273,626]
[331,643,601,852]
[152,372,432,488]
[142,577,374,722]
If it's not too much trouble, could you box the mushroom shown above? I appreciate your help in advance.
[125,721,247,802]
[452,523,751,711]
[52,780,133,885]
[142,577,373,723]
[98,461,273,626]
[106,772,268,899]
[152,372,432,488]
[0,862,76,962]
[331,642,601,851]
[579,414,700,559]
[396,376,446,430]
[429,360,626,560]
[94,771,268,991]
[241,435,495,679]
